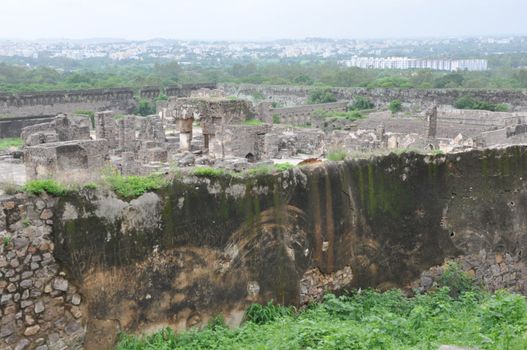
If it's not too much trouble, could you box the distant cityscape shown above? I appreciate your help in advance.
[0,36,524,68]
[341,57,488,71]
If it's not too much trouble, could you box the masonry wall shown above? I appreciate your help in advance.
[2,146,527,349]
[0,84,217,138]
[222,83,527,111]
[272,102,347,126]
[0,116,56,139]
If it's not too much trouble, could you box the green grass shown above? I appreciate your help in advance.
[192,167,225,178]
[116,287,527,350]
[327,148,349,161]
[105,174,167,198]
[23,179,68,196]
[0,138,23,150]
[273,163,295,172]
[245,163,295,176]
[244,119,265,126]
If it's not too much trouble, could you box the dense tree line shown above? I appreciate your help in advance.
[1,59,527,93]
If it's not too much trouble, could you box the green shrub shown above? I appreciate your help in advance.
[116,287,527,350]
[105,174,167,198]
[134,99,156,116]
[272,114,281,124]
[437,261,477,297]
[2,235,12,247]
[192,167,224,178]
[327,148,348,161]
[23,179,67,196]
[274,163,295,172]
[495,103,509,112]
[0,138,23,150]
[388,99,403,114]
[244,301,294,325]
[351,96,375,110]
[83,182,97,190]
[454,96,509,112]
[155,94,168,101]
[307,88,337,104]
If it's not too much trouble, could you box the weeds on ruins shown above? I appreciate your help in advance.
[23,179,68,196]
[104,174,168,198]
[116,285,527,349]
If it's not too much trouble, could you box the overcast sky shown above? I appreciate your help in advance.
[1,0,526,40]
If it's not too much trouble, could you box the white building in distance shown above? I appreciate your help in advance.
[342,57,488,71]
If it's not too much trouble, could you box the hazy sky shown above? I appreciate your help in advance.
[2,0,526,40]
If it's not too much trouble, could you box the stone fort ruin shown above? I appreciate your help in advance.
[2,83,527,349]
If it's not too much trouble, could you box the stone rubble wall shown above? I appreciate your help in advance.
[221,83,527,111]
[0,194,84,350]
[414,252,527,295]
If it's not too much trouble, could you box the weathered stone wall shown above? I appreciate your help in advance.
[0,194,85,350]
[0,84,217,139]
[0,89,137,119]
[222,83,527,111]
[0,116,56,139]
[271,102,348,126]
[3,146,527,349]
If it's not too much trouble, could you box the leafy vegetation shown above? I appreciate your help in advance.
[350,96,375,110]
[2,59,527,94]
[105,174,167,198]
[273,162,295,172]
[134,99,157,116]
[0,137,23,150]
[454,96,509,112]
[307,88,337,104]
[327,148,349,161]
[116,286,527,350]
[388,99,403,114]
[192,166,225,178]
[272,114,281,124]
[2,235,12,247]
[23,179,68,196]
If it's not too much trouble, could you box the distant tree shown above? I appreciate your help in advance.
[433,73,464,88]
[293,74,314,85]
[388,99,402,114]
[516,69,527,88]
[454,95,508,112]
[135,99,156,116]
[307,88,337,104]
[350,96,374,110]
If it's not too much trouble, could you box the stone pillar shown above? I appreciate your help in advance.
[118,116,136,152]
[95,111,118,149]
[427,105,438,141]
[179,118,193,151]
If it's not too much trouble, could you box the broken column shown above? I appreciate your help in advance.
[95,111,118,148]
[179,118,194,151]
[117,116,137,152]
[426,105,438,142]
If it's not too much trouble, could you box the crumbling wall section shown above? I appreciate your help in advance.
[0,194,85,350]
[3,146,527,349]
[221,83,527,111]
